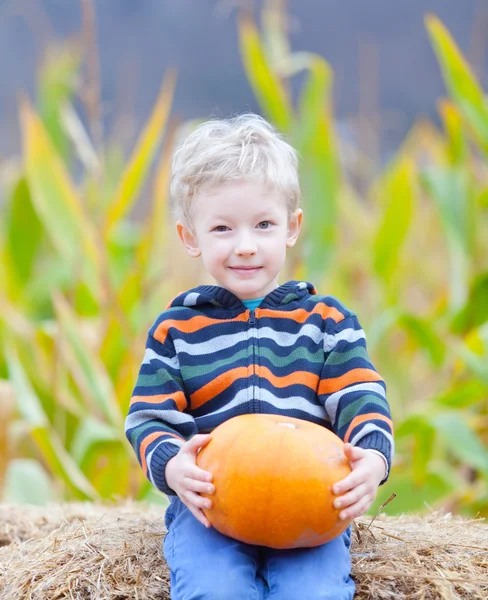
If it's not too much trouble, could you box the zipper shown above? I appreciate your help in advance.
[248,310,257,411]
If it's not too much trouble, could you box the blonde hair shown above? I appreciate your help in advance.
[170,113,301,227]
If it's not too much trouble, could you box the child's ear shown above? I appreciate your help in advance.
[176,221,201,258]
[286,209,303,248]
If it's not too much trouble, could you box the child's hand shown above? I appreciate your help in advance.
[332,444,386,521]
[165,434,215,528]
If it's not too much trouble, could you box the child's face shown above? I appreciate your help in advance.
[177,181,302,300]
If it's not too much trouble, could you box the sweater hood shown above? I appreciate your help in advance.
[168,281,317,311]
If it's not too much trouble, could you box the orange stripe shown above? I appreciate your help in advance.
[130,391,187,412]
[258,303,345,324]
[154,312,249,344]
[344,413,393,443]
[140,431,184,476]
[189,365,321,410]
[318,368,383,395]
[190,366,250,409]
[256,365,319,390]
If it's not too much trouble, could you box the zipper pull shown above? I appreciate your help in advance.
[249,310,256,324]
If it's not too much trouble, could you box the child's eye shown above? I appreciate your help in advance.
[213,225,229,232]
[257,221,272,230]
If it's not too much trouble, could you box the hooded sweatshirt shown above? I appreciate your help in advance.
[125,280,394,495]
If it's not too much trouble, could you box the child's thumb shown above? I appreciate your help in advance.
[185,433,212,454]
[344,443,364,461]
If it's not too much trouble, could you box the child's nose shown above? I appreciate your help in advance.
[234,234,257,255]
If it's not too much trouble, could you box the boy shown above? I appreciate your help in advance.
[125,114,394,599]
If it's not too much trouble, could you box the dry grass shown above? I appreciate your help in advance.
[0,502,486,599]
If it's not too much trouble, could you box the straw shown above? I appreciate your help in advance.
[0,502,486,599]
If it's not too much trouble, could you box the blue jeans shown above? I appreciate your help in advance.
[163,497,355,600]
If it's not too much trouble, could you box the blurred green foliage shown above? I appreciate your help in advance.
[0,11,487,516]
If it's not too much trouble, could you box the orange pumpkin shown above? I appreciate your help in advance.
[196,413,352,549]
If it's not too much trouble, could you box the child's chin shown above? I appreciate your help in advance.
[228,283,261,298]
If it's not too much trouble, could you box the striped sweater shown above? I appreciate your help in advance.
[125,280,394,496]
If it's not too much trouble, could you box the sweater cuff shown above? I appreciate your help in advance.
[149,439,184,496]
[354,431,393,484]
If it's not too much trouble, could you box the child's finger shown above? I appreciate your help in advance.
[339,495,373,521]
[343,443,366,462]
[184,476,215,495]
[186,503,212,528]
[183,490,213,528]
[184,434,212,455]
[333,471,363,495]
[184,489,213,511]
[187,465,213,483]
[333,483,368,510]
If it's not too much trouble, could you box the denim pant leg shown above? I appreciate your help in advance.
[260,527,355,600]
[163,498,262,600]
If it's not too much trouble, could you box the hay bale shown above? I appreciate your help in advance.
[0,502,486,599]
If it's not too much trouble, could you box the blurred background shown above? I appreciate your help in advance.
[2,0,488,161]
[0,0,487,517]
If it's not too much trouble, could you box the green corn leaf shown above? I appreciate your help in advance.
[426,14,488,152]
[138,133,173,288]
[291,56,339,279]
[71,416,119,466]
[299,126,339,280]
[477,321,488,347]
[395,414,430,438]
[0,380,15,488]
[394,414,436,485]
[70,417,129,498]
[31,426,98,499]
[451,272,488,334]
[367,307,402,352]
[478,187,488,208]
[106,220,142,290]
[138,479,168,505]
[20,98,103,300]
[238,16,293,131]
[71,415,132,498]
[53,293,124,430]
[99,315,131,384]
[293,56,332,153]
[398,314,446,367]
[104,71,175,236]
[38,48,80,160]
[451,339,488,385]
[413,421,436,485]
[20,256,76,321]
[439,100,466,164]
[422,167,474,254]
[6,342,47,427]
[422,166,474,311]
[371,466,457,515]
[3,459,55,505]
[435,380,487,408]
[4,178,43,294]
[6,347,97,499]
[373,158,415,285]
[91,443,130,499]
[432,412,488,478]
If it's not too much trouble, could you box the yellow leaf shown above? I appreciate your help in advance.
[20,98,103,300]
[238,17,292,131]
[104,71,176,236]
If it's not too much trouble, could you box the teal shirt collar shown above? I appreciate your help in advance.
[241,297,265,311]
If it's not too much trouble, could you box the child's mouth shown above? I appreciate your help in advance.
[230,267,262,276]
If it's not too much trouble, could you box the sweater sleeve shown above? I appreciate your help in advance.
[124,328,198,496]
[318,313,394,482]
